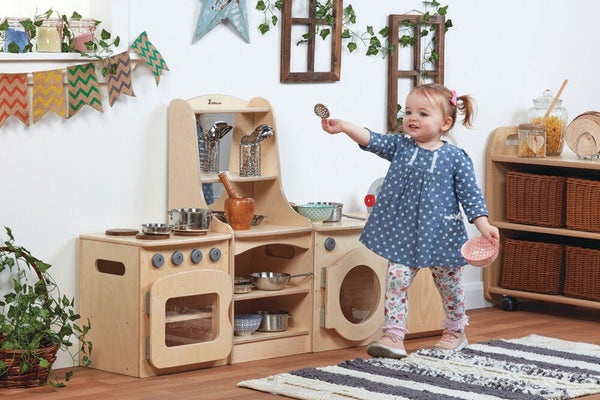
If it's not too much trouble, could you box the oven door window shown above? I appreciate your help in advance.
[165,294,217,346]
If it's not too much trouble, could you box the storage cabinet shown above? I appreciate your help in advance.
[168,94,313,363]
[484,126,600,310]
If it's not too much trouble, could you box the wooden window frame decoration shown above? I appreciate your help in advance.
[387,14,446,133]
[280,0,342,83]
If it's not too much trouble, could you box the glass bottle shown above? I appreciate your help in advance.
[3,17,29,53]
[36,18,63,53]
[518,123,546,158]
[69,18,96,52]
[528,89,568,156]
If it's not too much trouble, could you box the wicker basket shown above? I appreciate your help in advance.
[505,171,566,227]
[501,238,564,294]
[564,245,600,301]
[0,246,59,388]
[566,177,600,233]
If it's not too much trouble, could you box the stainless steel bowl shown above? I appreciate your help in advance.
[212,211,266,226]
[249,272,313,291]
[168,208,212,230]
[141,223,171,235]
[257,310,292,332]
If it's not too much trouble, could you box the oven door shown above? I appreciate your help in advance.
[323,248,386,341]
[148,269,232,369]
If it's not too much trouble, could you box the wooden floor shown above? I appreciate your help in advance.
[4,302,600,400]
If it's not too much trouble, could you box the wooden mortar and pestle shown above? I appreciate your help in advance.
[218,172,256,230]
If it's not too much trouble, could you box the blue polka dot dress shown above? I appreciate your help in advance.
[359,131,488,268]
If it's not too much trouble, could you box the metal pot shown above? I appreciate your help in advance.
[311,202,343,222]
[168,208,212,230]
[141,223,171,235]
[257,310,292,332]
[249,272,313,291]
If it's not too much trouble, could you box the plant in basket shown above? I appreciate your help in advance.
[0,227,92,388]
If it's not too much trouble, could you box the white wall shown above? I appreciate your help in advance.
[1,0,599,368]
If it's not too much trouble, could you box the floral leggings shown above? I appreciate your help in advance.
[382,262,469,339]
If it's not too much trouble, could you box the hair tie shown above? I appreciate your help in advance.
[450,90,458,106]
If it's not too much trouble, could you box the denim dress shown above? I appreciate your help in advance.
[359,131,488,268]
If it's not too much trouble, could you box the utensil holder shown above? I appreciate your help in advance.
[239,143,261,177]
[199,139,220,174]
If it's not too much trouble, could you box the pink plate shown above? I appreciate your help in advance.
[461,236,499,267]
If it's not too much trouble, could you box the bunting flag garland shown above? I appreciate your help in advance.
[130,31,169,85]
[106,52,136,107]
[0,73,30,126]
[32,69,67,123]
[67,63,104,117]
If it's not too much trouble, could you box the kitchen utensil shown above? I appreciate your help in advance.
[565,112,600,158]
[295,203,334,221]
[257,310,292,332]
[218,172,256,230]
[214,121,233,139]
[168,208,213,230]
[105,228,138,236]
[342,214,367,221]
[213,211,266,226]
[310,202,343,222]
[141,223,171,235]
[233,314,262,336]
[461,236,499,267]
[249,272,313,291]
[543,79,568,119]
[234,283,254,294]
[314,103,330,119]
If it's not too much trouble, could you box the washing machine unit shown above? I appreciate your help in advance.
[312,213,445,352]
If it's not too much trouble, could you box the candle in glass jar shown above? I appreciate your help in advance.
[70,18,96,52]
[36,19,63,52]
[3,17,29,52]
[73,32,94,51]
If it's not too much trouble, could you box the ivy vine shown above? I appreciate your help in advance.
[255,0,452,59]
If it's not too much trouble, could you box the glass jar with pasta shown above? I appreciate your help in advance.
[528,89,568,156]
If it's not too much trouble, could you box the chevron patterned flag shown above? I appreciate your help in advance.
[106,52,136,107]
[67,62,103,117]
[130,31,169,85]
[0,73,29,127]
[32,69,67,123]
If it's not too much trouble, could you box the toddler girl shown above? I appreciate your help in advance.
[321,83,499,358]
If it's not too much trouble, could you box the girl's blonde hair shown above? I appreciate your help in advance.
[410,83,476,129]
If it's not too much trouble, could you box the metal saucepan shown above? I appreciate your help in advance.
[257,310,292,332]
[249,272,313,291]
[141,223,171,235]
[168,208,213,230]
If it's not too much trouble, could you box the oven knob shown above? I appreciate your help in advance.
[151,253,164,268]
[171,251,184,266]
[324,237,336,251]
[191,249,203,264]
[209,247,221,262]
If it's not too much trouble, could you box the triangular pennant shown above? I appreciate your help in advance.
[130,31,169,85]
[32,69,67,123]
[106,52,136,107]
[67,63,103,117]
[0,73,30,127]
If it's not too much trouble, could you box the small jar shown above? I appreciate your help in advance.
[3,17,29,53]
[69,18,96,52]
[518,123,546,158]
[36,19,63,53]
[528,89,568,156]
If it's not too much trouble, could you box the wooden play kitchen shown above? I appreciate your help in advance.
[484,126,600,311]
[78,94,445,378]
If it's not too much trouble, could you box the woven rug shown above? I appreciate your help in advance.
[238,335,600,400]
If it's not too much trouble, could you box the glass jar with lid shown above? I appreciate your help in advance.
[518,123,546,158]
[69,18,96,52]
[3,17,30,53]
[36,18,63,52]
[528,89,568,156]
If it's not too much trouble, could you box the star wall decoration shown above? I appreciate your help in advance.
[192,0,250,44]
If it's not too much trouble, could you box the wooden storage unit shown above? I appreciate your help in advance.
[484,126,600,310]
[168,94,313,363]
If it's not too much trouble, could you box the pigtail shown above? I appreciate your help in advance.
[456,95,476,128]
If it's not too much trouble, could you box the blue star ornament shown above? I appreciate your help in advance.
[193,0,250,44]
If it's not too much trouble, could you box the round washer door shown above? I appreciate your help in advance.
[324,248,386,341]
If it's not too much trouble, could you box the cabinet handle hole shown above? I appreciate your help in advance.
[96,259,126,276]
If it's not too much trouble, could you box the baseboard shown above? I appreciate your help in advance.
[465,281,493,310]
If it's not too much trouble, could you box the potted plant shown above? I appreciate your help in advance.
[0,227,91,388]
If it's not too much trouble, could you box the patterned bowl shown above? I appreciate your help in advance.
[461,236,499,267]
[233,314,262,336]
[295,203,334,221]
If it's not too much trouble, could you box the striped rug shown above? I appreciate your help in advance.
[238,335,600,400]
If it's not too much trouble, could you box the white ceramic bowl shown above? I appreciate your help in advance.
[233,314,262,336]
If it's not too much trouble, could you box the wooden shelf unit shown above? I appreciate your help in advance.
[484,126,600,310]
[168,94,314,364]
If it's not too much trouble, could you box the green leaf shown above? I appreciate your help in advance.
[423,11,431,22]
[341,29,351,39]
[438,5,449,16]
[0,20,8,30]
[378,26,389,38]
[7,42,20,53]
[366,26,374,36]
[256,0,266,11]
[445,19,453,30]
[258,23,270,34]
[366,45,378,56]
[71,11,82,19]
[347,42,357,52]
[275,0,283,10]
[271,15,278,26]
[114,36,121,47]
[100,29,111,40]
[39,359,50,368]
[319,28,331,40]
